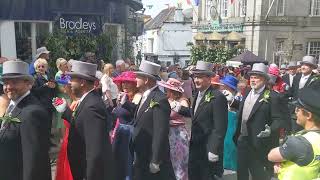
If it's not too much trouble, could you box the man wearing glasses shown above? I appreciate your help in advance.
[268,87,320,180]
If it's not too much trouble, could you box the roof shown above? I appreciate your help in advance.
[144,7,176,30]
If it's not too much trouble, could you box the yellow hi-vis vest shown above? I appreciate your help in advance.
[278,131,320,180]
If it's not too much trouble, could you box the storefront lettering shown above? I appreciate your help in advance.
[59,18,96,33]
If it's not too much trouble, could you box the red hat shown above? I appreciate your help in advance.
[113,71,136,84]
[157,78,184,93]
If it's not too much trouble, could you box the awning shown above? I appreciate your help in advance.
[193,32,206,40]
[206,32,224,41]
[225,31,245,41]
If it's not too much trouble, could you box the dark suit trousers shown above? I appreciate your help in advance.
[188,142,219,180]
[237,136,273,180]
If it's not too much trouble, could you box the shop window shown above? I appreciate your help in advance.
[306,41,320,60]
[36,23,50,48]
[310,0,320,16]
[15,22,32,61]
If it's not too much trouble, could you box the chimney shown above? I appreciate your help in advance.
[174,6,184,22]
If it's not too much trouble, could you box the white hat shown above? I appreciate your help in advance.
[135,60,161,80]
[191,61,214,76]
[67,61,98,81]
[248,63,269,80]
[301,56,318,69]
[2,60,34,82]
[35,47,50,59]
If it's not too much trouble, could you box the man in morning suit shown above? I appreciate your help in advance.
[54,61,114,180]
[233,63,283,180]
[120,60,176,180]
[290,56,319,132]
[188,61,228,180]
[0,60,51,180]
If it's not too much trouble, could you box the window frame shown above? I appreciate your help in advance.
[306,41,320,60]
[310,0,320,16]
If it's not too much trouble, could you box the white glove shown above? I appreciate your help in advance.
[208,152,219,162]
[170,100,181,112]
[52,97,67,113]
[257,124,271,138]
[149,163,160,174]
[222,90,234,102]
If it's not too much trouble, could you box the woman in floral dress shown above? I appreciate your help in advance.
[158,78,191,180]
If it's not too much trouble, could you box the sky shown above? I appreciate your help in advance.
[142,0,192,17]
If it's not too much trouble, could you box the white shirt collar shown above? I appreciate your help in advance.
[79,88,95,103]
[302,73,311,79]
[8,91,30,114]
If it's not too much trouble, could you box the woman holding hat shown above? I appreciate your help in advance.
[158,78,191,180]
[220,75,239,171]
[112,71,141,180]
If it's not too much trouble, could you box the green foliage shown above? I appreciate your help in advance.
[44,30,117,67]
[189,43,244,65]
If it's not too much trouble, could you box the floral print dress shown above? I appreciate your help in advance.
[169,110,191,180]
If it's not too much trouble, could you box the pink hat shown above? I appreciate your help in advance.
[157,78,184,93]
[268,65,280,76]
[113,71,136,84]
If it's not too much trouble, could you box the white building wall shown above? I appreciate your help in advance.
[0,21,17,59]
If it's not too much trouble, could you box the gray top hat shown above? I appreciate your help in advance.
[191,61,214,76]
[67,61,98,81]
[301,56,318,69]
[280,64,287,70]
[35,47,50,59]
[248,63,269,80]
[2,60,34,81]
[135,60,161,80]
[288,61,299,69]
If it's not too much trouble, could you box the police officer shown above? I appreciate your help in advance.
[268,87,320,180]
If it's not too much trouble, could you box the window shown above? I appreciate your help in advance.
[310,0,320,16]
[239,0,247,17]
[274,39,285,65]
[206,0,213,21]
[277,0,285,16]
[220,0,228,18]
[306,41,320,60]
[148,38,154,53]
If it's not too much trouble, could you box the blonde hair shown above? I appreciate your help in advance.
[34,58,48,73]
[103,63,114,76]
[56,58,68,70]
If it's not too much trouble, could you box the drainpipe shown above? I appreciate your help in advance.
[250,0,256,51]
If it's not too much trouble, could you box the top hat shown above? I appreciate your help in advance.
[191,61,214,76]
[301,56,318,69]
[248,63,270,80]
[135,60,161,80]
[294,87,320,117]
[113,71,137,84]
[221,75,238,91]
[67,61,98,81]
[287,61,299,69]
[35,47,50,59]
[157,78,184,93]
[2,60,34,82]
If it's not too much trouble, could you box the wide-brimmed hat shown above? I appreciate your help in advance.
[268,65,280,76]
[248,63,269,80]
[2,60,34,82]
[221,75,238,91]
[157,78,184,93]
[301,56,318,69]
[113,71,137,84]
[67,61,98,81]
[191,61,214,76]
[135,60,161,80]
[287,61,299,69]
[35,47,50,59]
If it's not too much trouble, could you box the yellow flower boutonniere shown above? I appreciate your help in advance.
[259,90,271,103]
[205,92,215,103]
[0,116,21,124]
[149,99,159,109]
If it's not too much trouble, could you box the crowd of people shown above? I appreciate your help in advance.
[0,46,320,180]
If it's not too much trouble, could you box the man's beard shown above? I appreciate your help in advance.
[72,87,82,98]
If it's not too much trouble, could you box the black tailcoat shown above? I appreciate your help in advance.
[0,94,51,180]
[62,91,115,180]
[188,86,228,180]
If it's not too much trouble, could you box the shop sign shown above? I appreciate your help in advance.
[197,22,243,33]
[56,15,102,35]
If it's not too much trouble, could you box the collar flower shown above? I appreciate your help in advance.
[0,116,21,124]
[259,89,270,103]
[149,99,159,108]
[205,92,214,103]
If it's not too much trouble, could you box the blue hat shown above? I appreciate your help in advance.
[221,75,238,91]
